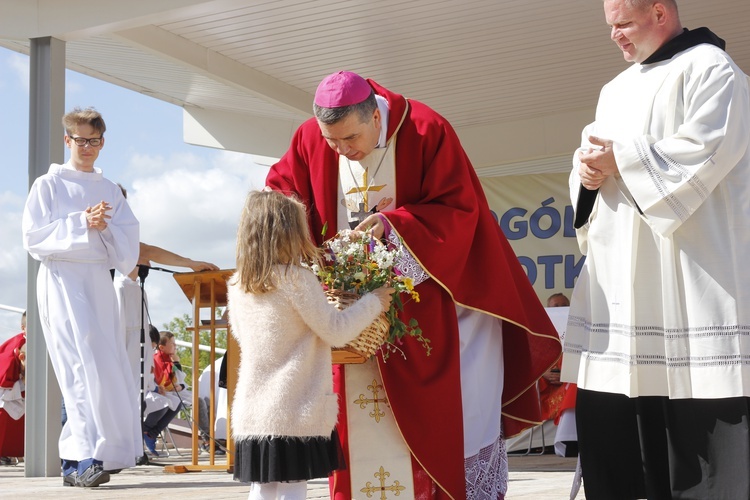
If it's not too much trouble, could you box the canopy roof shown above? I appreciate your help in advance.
[2,0,748,176]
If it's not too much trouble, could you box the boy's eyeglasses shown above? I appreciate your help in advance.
[69,136,103,147]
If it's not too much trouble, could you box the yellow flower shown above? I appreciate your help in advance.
[403,277,414,291]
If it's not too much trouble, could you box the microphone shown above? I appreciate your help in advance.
[137,264,150,281]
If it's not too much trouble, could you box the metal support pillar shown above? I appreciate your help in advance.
[25,36,66,478]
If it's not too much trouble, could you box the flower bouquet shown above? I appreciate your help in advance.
[311,229,431,361]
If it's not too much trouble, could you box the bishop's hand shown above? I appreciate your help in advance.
[353,213,385,240]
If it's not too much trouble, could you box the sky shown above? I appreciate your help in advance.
[0,46,272,342]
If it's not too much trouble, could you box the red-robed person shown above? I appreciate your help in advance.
[266,71,560,500]
[0,312,27,462]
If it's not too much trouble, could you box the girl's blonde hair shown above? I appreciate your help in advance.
[234,190,321,294]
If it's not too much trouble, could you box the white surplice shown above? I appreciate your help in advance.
[23,162,142,469]
[562,44,750,399]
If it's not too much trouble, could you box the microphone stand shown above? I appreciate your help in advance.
[136,263,150,466]
[134,264,175,466]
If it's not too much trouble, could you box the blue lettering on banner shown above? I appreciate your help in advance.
[500,207,528,240]
[529,198,560,239]
[500,198,575,241]
[564,205,576,237]
[498,198,584,290]
[516,254,586,289]
[537,255,563,288]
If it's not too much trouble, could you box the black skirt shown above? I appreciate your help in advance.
[233,430,343,483]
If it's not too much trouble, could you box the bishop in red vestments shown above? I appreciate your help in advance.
[267,71,560,499]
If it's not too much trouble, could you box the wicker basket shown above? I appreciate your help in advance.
[326,289,390,360]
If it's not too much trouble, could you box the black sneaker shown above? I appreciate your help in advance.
[76,463,110,488]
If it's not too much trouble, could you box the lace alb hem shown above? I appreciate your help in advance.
[465,432,508,499]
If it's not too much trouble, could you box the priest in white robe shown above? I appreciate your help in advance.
[23,107,141,488]
[561,1,750,499]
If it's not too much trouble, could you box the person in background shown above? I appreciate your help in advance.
[146,331,192,456]
[22,107,142,488]
[227,190,393,500]
[538,294,570,424]
[142,326,181,457]
[546,293,570,309]
[0,311,27,465]
[153,331,187,394]
[266,70,560,499]
[563,1,750,498]
[112,182,219,456]
[541,294,578,458]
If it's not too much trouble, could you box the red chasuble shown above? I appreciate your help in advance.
[0,333,25,390]
[267,80,561,499]
[0,332,26,457]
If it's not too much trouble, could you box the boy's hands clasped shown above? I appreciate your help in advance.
[85,200,112,231]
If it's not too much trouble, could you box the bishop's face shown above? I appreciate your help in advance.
[317,108,381,162]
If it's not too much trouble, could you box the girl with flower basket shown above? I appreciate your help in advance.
[226,191,393,500]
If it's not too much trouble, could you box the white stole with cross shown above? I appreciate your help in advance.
[336,143,416,498]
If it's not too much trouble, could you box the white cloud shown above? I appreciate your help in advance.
[0,191,30,341]
[8,52,29,91]
[65,80,84,96]
[124,149,269,329]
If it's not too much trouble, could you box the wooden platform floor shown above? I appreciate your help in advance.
[0,452,584,499]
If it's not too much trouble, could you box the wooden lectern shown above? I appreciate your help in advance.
[169,269,237,473]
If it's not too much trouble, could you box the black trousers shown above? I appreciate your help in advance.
[576,389,750,500]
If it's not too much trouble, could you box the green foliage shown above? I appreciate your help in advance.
[163,309,227,382]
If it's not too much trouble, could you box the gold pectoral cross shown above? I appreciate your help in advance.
[347,170,386,212]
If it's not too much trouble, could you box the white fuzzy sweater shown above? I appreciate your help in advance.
[227,265,383,439]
